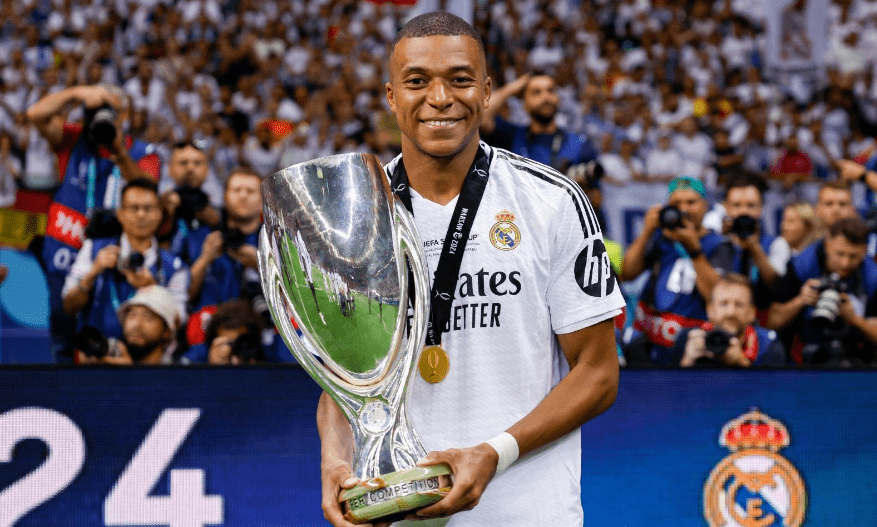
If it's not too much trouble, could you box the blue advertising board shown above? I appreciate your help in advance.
[0,367,875,526]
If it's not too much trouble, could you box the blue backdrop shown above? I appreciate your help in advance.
[0,367,874,526]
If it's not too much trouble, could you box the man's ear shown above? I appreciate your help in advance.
[484,76,492,109]
[386,81,396,113]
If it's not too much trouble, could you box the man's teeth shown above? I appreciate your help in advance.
[425,120,457,127]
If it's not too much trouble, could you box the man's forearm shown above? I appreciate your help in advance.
[26,86,83,124]
[766,297,805,330]
[63,269,99,314]
[691,253,721,301]
[114,148,151,181]
[847,315,877,344]
[749,244,780,287]
[317,391,355,470]
[506,319,618,457]
[187,256,212,299]
[621,231,653,281]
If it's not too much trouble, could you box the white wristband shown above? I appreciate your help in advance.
[485,432,519,474]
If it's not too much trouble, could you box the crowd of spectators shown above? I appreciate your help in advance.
[1,0,877,366]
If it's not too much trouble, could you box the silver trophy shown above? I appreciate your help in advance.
[258,153,452,524]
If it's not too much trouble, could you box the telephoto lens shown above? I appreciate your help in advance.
[730,215,759,239]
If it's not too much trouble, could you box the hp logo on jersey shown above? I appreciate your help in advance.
[574,238,615,297]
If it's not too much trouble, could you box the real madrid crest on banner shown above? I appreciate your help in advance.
[704,409,807,527]
[489,209,521,251]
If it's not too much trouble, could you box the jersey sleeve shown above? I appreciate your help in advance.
[547,185,626,334]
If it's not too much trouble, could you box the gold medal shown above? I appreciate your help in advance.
[418,345,450,383]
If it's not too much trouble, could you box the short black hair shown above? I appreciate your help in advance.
[121,178,159,201]
[829,217,869,246]
[725,172,767,201]
[393,11,486,68]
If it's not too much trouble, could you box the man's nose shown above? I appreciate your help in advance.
[426,81,453,110]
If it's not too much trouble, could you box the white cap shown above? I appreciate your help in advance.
[117,285,180,331]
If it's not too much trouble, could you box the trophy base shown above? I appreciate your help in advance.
[340,464,453,524]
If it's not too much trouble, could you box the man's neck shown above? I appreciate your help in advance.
[402,139,481,206]
[226,215,261,234]
[529,121,558,135]
[125,234,154,254]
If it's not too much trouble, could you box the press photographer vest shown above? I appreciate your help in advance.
[81,236,181,339]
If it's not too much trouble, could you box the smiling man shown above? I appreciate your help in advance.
[316,12,624,527]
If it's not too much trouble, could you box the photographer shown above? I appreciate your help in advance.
[159,141,222,255]
[674,274,786,367]
[622,177,736,365]
[61,179,188,340]
[180,299,266,365]
[75,286,180,365]
[767,217,877,366]
[480,72,598,173]
[184,167,262,311]
[722,175,790,309]
[26,85,160,358]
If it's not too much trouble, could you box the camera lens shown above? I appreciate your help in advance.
[659,205,684,230]
[704,328,732,355]
[223,228,246,250]
[127,252,145,270]
[731,215,759,239]
[89,107,117,146]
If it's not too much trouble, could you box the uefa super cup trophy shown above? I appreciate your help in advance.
[258,153,453,524]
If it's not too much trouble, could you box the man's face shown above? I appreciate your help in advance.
[169,145,209,187]
[668,188,708,225]
[225,174,262,221]
[522,75,559,125]
[708,283,756,337]
[122,305,169,350]
[724,186,763,220]
[386,35,491,159]
[815,188,855,228]
[823,234,867,279]
[118,188,162,239]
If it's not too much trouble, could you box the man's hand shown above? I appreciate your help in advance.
[413,443,499,519]
[836,159,868,183]
[680,328,707,367]
[120,266,158,289]
[93,245,121,274]
[797,278,821,306]
[838,292,861,324]
[161,190,182,217]
[228,243,259,269]
[720,336,752,367]
[78,85,124,110]
[320,462,391,527]
[662,217,701,254]
[208,335,235,365]
[642,204,663,237]
[201,231,225,264]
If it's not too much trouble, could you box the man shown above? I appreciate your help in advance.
[185,167,262,311]
[159,141,223,255]
[180,299,266,365]
[61,179,188,340]
[814,181,857,234]
[319,12,624,527]
[721,175,790,309]
[622,177,736,365]
[76,285,180,365]
[480,71,598,174]
[26,85,160,358]
[767,217,877,366]
[674,274,785,367]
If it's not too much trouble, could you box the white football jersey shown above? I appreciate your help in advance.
[386,143,625,526]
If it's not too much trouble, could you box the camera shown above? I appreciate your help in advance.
[73,326,109,358]
[222,227,246,250]
[84,208,122,239]
[176,185,209,221]
[87,105,118,146]
[230,331,264,362]
[659,205,685,230]
[812,273,848,326]
[120,251,145,271]
[730,215,759,239]
[704,328,733,355]
[566,161,604,189]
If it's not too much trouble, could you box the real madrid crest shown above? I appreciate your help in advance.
[489,209,521,251]
[704,409,807,527]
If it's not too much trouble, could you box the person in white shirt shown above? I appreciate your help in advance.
[645,129,683,183]
[318,12,623,527]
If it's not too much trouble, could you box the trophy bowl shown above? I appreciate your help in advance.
[257,153,452,524]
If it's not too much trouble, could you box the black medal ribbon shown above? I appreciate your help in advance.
[390,146,490,346]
